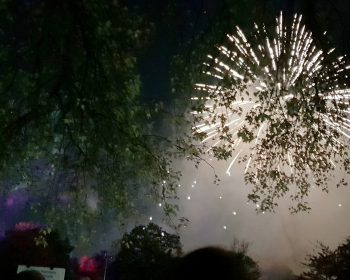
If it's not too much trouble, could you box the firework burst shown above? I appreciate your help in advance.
[192,13,350,212]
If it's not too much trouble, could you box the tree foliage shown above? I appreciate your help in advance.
[0,0,184,237]
[191,11,350,212]
[1,0,350,241]
[167,1,350,213]
[299,238,350,280]
[114,223,181,280]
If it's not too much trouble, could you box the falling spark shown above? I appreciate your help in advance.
[192,12,350,211]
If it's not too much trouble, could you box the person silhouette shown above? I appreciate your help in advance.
[165,246,259,280]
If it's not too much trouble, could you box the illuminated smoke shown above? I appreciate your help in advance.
[192,12,350,211]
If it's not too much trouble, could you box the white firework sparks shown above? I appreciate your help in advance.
[192,13,350,212]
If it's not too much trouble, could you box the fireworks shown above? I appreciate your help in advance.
[192,13,350,212]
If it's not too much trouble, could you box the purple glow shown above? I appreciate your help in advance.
[0,190,30,232]
[5,197,14,207]
[15,222,41,232]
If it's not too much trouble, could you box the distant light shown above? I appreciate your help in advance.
[149,216,153,221]
[163,180,166,184]
[338,203,342,207]
[219,196,222,200]
[187,196,191,200]
[223,225,227,230]
[233,211,237,215]
[256,204,260,208]
[194,180,197,184]
[191,184,195,188]
[178,184,181,187]
[158,203,162,207]
[161,232,165,237]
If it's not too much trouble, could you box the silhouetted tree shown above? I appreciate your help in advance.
[0,0,184,237]
[113,223,181,280]
[299,238,350,279]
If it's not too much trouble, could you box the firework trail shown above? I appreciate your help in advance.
[192,13,350,212]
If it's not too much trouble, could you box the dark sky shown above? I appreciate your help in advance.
[123,0,350,103]
[124,0,220,102]
[3,1,350,277]
[121,0,350,276]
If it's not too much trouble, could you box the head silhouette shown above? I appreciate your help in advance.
[167,246,258,280]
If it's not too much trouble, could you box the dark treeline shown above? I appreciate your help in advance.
[1,222,350,280]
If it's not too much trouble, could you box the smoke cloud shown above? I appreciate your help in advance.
[175,159,350,274]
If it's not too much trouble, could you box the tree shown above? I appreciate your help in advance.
[0,222,73,280]
[228,239,261,280]
[1,0,348,243]
[113,223,181,280]
[168,1,350,213]
[299,238,350,280]
[0,0,184,238]
[189,11,350,212]
[113,224,259,280]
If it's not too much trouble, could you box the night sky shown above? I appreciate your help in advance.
[131,0,350,276]
[2,0,350,278]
